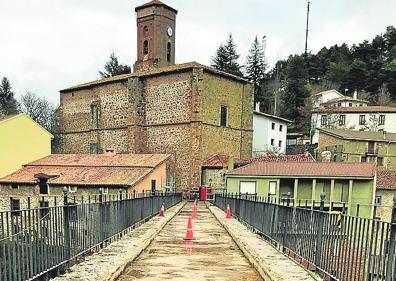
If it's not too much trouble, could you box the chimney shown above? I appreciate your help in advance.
[353,90,358,100]
[304,150,310,157]
[255,102,261,112]
[105,149,116,156]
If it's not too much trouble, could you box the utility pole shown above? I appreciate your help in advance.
[305,1,311,55]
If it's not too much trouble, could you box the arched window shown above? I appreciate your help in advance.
[167,42,172,62]
[143,25,148,34]
[143,40,149,55]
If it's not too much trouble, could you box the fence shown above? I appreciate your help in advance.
[214,193,396,281]
[0,190,182,281]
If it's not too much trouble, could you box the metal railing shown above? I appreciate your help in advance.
[0,190,182,281]
[214,193,396,281]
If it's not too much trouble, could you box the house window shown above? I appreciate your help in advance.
[279,125,283,132]
[39,180,49,195]
[91,104,99,129]
[279,140,282,147]
[90,143,99,154]
[220,106,228,127]
[339,115,346,126]
[143,25,149,34]
[359,115,366,125]
[349,103,352,107]
[11,184,19,189]
[321,115,328,126]
[377,157,384,166]
[40,201,50,219]
[361,156,367,163]
[375,196,382,206]
[10,198,20,216]
[269,181,277,195]
[143,40,149,55]
[271,123,275,130]
[167,42,172,62]
[271,139,275,146]
[337,103,342,107]
[240,181,256,194]
[379,115,385,126]
[151,179,156,192]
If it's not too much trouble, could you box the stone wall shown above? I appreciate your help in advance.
[58,66,254,194]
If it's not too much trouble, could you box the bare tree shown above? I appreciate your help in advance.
[19,92,58,133]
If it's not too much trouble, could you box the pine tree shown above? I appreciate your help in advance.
[0,77,19,116]
[99,52,132,78]
[280,55,310,121]
[246,36,267,104]
[211,34,242,76]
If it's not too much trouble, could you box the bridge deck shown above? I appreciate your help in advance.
[117,202,262,280]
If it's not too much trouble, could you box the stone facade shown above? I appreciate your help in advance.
[58,64,253,194]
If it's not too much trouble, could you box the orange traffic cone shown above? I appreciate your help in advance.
[226,204,232,219]
[184,217,195,240]
[192,204,198,220]
[159,203,165,217]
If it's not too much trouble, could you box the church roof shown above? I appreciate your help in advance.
[135,0,178,13]
[60,62,251,93]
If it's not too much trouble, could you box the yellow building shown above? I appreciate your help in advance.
[0,113,53,178]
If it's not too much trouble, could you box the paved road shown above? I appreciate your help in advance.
[117,202,262,281]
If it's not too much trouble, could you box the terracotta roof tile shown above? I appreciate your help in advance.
[202,154,229,168]
[0,166,152,186]
[27,154,170,168]
[235,153,316,166]
[0,154,170,187]
[312,106,396,113]
[377,170,396,190]
[228,162,376,178]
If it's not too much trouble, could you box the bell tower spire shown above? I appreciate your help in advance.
[134,0,178,72]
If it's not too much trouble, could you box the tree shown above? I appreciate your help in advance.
[99,52,132,78]
[19,92,57,133]
[280,55,310,122]
[211,34,242,76]
[246,36,267,104]
[0,77,19,115]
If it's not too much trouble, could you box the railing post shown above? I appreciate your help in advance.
[315,192,326,267]
[385,194,396,281]
[286,192,291,207]
[62,187,71,260]
[99,188,104,246]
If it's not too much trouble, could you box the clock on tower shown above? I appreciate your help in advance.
[134,1,178,71]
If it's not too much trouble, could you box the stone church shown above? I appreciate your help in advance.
[58,0,253,193]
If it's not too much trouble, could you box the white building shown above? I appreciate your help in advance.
[311,89,344,108]
[253,111,292,155]
[311,106,396,144]
[322,96,369,108]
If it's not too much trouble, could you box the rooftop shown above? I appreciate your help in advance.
[312,105,396,113]
[228,161,376,178]
[319,128,396,142]
[27,153,170,168]
[60,62,250,93]
[0,154,171,186]
[322,96,370,104]
[312,89,343,97]
[253,111,292,123]
[202,154,229,168]
[135,0,178,13]
[377,170,396,190]
[236,153,315,166]
[0,114,19,123]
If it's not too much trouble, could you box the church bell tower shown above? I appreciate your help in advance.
[134,0,178,72]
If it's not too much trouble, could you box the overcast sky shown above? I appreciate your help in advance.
[0,0,395,105]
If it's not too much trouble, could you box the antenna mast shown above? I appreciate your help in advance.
[305,1,311,55]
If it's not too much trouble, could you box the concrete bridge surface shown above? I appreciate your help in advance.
[117,202,262,280]
[54,201,320,281]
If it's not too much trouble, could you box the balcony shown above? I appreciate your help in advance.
[366,147,379,156]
